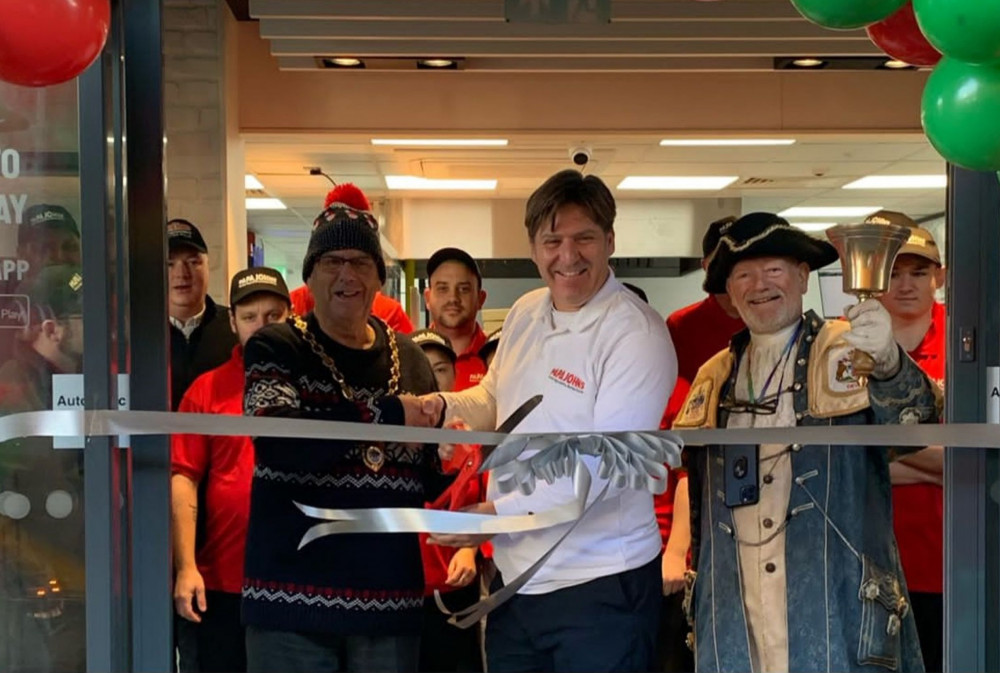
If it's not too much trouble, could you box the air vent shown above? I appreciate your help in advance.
[741,177,776,186]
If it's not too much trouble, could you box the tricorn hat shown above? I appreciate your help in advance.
[703,212,839,294]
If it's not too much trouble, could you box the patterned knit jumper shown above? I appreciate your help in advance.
[241,314,445,635]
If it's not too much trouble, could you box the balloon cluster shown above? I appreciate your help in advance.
[790,0,1000,172]
[0,0,110,87]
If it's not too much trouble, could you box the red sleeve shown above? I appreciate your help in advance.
[289,285,314,315]
[660,376,691,430]
[373,294,414,334]
[171,379,211,482]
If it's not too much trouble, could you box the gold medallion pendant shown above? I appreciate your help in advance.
[364,445,386,472]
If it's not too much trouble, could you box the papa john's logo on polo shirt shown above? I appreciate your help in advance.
[549,367,586,393]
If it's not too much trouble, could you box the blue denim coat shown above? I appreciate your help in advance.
[679,312,938,673]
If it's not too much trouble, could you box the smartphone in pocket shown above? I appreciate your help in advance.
[723,444,760,507]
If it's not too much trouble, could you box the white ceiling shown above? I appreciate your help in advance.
[245,131,947,259]
[238,1,945,264]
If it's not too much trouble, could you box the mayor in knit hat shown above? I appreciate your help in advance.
[302,183,387,284]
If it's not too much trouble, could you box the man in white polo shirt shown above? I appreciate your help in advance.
[420,169,678,672]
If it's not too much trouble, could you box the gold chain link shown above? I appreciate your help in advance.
[292,314,400,401]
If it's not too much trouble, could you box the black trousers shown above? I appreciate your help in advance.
[175,590,247,673]
[911,591,943,673]
[485,558,661,673]
[419,583,483,672]
[656,592,694,673]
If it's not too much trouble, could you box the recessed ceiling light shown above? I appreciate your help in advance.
[245,175,264,190]
[791,222,837,232]
[843,175,947,189]
[371,139,509,147]
[792,58,826,68]
[418,59,456,69]
[617,176,739,191]
[246,198,287,210]
[882,59,912,69]
[385,175,497,190]
[779,206,882,218]
[659,139,796,147]
[326,57,364,68]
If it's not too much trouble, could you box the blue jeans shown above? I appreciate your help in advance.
[245,626,419,673]
[486,558,661,672]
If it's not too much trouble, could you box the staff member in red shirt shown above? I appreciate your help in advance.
[875,211,945,673]
[656,216,745,673]
[424,247,489,391]
[171,267,292,673]
[289,184,413,333]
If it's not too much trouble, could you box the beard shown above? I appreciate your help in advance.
[434,308,474,330]
[738,298,802,335]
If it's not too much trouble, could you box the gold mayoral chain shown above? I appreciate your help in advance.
[292,314,401,472]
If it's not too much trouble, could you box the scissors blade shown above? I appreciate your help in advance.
[480,394,543,460]
[496,394,543,435]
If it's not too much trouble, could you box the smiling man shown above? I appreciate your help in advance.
[675,212,940,673]
[239,197,447,673]
[424,247,488,390]
[418,170,678,673]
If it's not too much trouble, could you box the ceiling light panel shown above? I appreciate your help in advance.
[371,139,509,147]
[246,198,287,210]
[779,206,882,218]
[617,176,739,190]
[842,175,947,189]
[659,139,795,147]
[385,176,498,190]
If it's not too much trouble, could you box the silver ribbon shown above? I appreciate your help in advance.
[296,431,684,628]
[484,430,683,496]
[5,409,1000,449]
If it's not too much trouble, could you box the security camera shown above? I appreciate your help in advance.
[570,147,592,167]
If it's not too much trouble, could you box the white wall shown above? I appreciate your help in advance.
[480,266,825,324]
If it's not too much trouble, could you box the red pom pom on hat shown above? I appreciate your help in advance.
[324,183,371,211]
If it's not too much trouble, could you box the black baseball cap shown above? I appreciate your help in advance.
[168,218,208,254]
[427,247,482,284]
[21,204,80,238]
[229,266,291,307]
[410,329,456,362]
[478,326,502,362]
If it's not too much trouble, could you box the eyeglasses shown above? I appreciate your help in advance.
[315,254,376,274]
[719,386,795,416]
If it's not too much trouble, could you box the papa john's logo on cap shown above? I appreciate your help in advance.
[549,367,586,393]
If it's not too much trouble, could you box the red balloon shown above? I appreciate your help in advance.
[866,2,941,67]
[0,0,110,87]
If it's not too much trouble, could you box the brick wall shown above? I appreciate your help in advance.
[163,0,239,301]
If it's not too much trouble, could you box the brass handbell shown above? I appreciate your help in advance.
[825,221,912,382]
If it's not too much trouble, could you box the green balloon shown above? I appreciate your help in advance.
[790,0,907,30]
[922,58,1000,171]
[913,0,1000,64]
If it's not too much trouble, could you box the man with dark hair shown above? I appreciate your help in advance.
[675,212,939,673]
[171,267,292,673]
[873,211,946,673]
[420,169,677,672]
[167,218,237,410]
[656,215,745,673]
[424,247,488,391]
[241,196,445,672]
